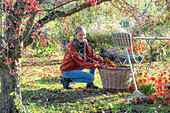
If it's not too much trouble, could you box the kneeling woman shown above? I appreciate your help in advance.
[60,26,103,89]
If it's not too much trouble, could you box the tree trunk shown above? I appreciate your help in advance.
[0,60,22,113]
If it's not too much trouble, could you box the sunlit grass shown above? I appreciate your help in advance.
[0,57,169,112]
[19,57,170,112]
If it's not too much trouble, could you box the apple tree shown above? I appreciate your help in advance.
[0,0,112,112]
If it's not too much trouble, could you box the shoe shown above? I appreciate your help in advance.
[60,78,72,89]
[86,82,98,89]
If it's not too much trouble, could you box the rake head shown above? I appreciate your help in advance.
[127,90,148,99]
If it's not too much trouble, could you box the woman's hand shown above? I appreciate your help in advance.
[94,63,104,68]
[94,64,100,68]
[94,61,104,68]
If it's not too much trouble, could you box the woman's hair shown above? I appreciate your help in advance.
[73,26,86,38]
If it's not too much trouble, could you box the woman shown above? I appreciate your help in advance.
[60,26,103,89]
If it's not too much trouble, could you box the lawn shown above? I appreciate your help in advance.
[0,57,170,112]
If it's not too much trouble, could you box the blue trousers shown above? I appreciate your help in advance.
[61,67,96,83]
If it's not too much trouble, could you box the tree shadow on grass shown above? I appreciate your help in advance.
[21,88,138,113]
[1,89,169,112]
[22,89,102,112]
[21,88,169,113]
[21,78,129,105]
[21,88,125,106]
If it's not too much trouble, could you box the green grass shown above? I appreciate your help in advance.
[0,57,170,112]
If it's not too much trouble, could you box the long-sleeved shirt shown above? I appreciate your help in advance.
[60,41,103,73]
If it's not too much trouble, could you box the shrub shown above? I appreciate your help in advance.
[86,15,126,49]
[138,84,154,96]
[95,43,115,60]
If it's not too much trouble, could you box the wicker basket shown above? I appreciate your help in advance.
[98,66,132,90]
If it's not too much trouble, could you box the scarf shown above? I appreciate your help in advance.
[72,38,85,58]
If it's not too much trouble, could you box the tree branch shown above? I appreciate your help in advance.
[22,12,37,42]
[38,0,111,27]
[23,0,111,49]
[42,0,74,12]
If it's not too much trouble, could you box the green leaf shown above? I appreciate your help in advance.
[9,92,15,96]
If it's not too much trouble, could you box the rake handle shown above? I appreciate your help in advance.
[125,48,138,91]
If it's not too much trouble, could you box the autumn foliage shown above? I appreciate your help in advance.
[100,58,117,68]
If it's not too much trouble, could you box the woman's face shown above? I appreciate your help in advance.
[75,30,86,43]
